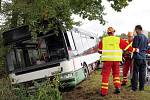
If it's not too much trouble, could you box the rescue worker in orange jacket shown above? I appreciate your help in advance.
[98,27,139,96]
[121,32,134,86]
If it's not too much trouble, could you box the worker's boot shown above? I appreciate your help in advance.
[114,88,120,94]
[100,93,107,97]
[97,89,108,97]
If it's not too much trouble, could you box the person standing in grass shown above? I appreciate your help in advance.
[131,25,148,91]
[122,32,134,86]
[98,27,139,96]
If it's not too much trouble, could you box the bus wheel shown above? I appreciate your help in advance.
[146,77,149,82]
[95,60,100,69]
[91,64,94,71]
[83,63,89,79]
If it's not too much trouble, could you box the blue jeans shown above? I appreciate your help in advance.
[131,59,146,91]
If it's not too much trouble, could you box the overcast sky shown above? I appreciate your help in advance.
[73,0,150,36]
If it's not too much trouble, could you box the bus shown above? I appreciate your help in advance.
[3,25,100,87]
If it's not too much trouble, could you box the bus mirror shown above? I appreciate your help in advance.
[90,37,94,39]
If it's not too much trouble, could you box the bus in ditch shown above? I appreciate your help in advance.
[3,25,100,87]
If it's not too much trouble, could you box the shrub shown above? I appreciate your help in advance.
[0,75,62,100]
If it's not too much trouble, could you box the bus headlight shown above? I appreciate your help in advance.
[61,73,73,79]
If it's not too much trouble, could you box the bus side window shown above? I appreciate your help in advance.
[66,31,76,51]
[73,31,84,53]
[6,51,15,72]
[86,36,95,50]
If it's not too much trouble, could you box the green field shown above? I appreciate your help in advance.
[62,70,150,100]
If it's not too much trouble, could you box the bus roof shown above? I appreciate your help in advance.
[71,27,97,38]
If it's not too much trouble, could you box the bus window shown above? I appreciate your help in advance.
[73,31,84,54]
[81,36,89,51]
[45,30,67,61]
[17,49,26,68]
[7,48,29,70]
[66,31,76,50]
[28,40,48,65]
[7,40,50,71]
[6,51,16,72]
[86,36,96,48]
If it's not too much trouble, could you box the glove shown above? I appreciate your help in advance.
[136,48,139,53]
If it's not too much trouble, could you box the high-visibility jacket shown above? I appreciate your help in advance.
[101,36,122,61]
[98,36,136,61]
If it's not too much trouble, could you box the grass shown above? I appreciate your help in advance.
[0,77,17,100]
[0,69,150,100]
[62,70,150,100]
[132,86,150,100]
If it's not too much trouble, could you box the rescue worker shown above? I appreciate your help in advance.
[98,27,139,96]
[131,25,148,91]
[121,32,134,86]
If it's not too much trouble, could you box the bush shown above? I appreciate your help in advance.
[0,38,8,78]
[32,75,62,100]
[0,75,62,100]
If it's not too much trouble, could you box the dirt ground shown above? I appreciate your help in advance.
[62,70,150,100]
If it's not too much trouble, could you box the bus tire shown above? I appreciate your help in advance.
[95,60,100,69]
[83,63,89,79]
[146,77,149,82]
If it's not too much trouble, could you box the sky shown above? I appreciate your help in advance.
[73,0,150,36]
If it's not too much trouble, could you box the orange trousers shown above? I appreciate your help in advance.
[122,58,132,84]
[101,61,121,95]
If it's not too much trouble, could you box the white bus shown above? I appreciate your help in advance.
[3,25,100,87]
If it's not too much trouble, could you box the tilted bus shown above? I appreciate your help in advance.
[3,25,100,87]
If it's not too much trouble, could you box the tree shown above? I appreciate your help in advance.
[0,0,133,31]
